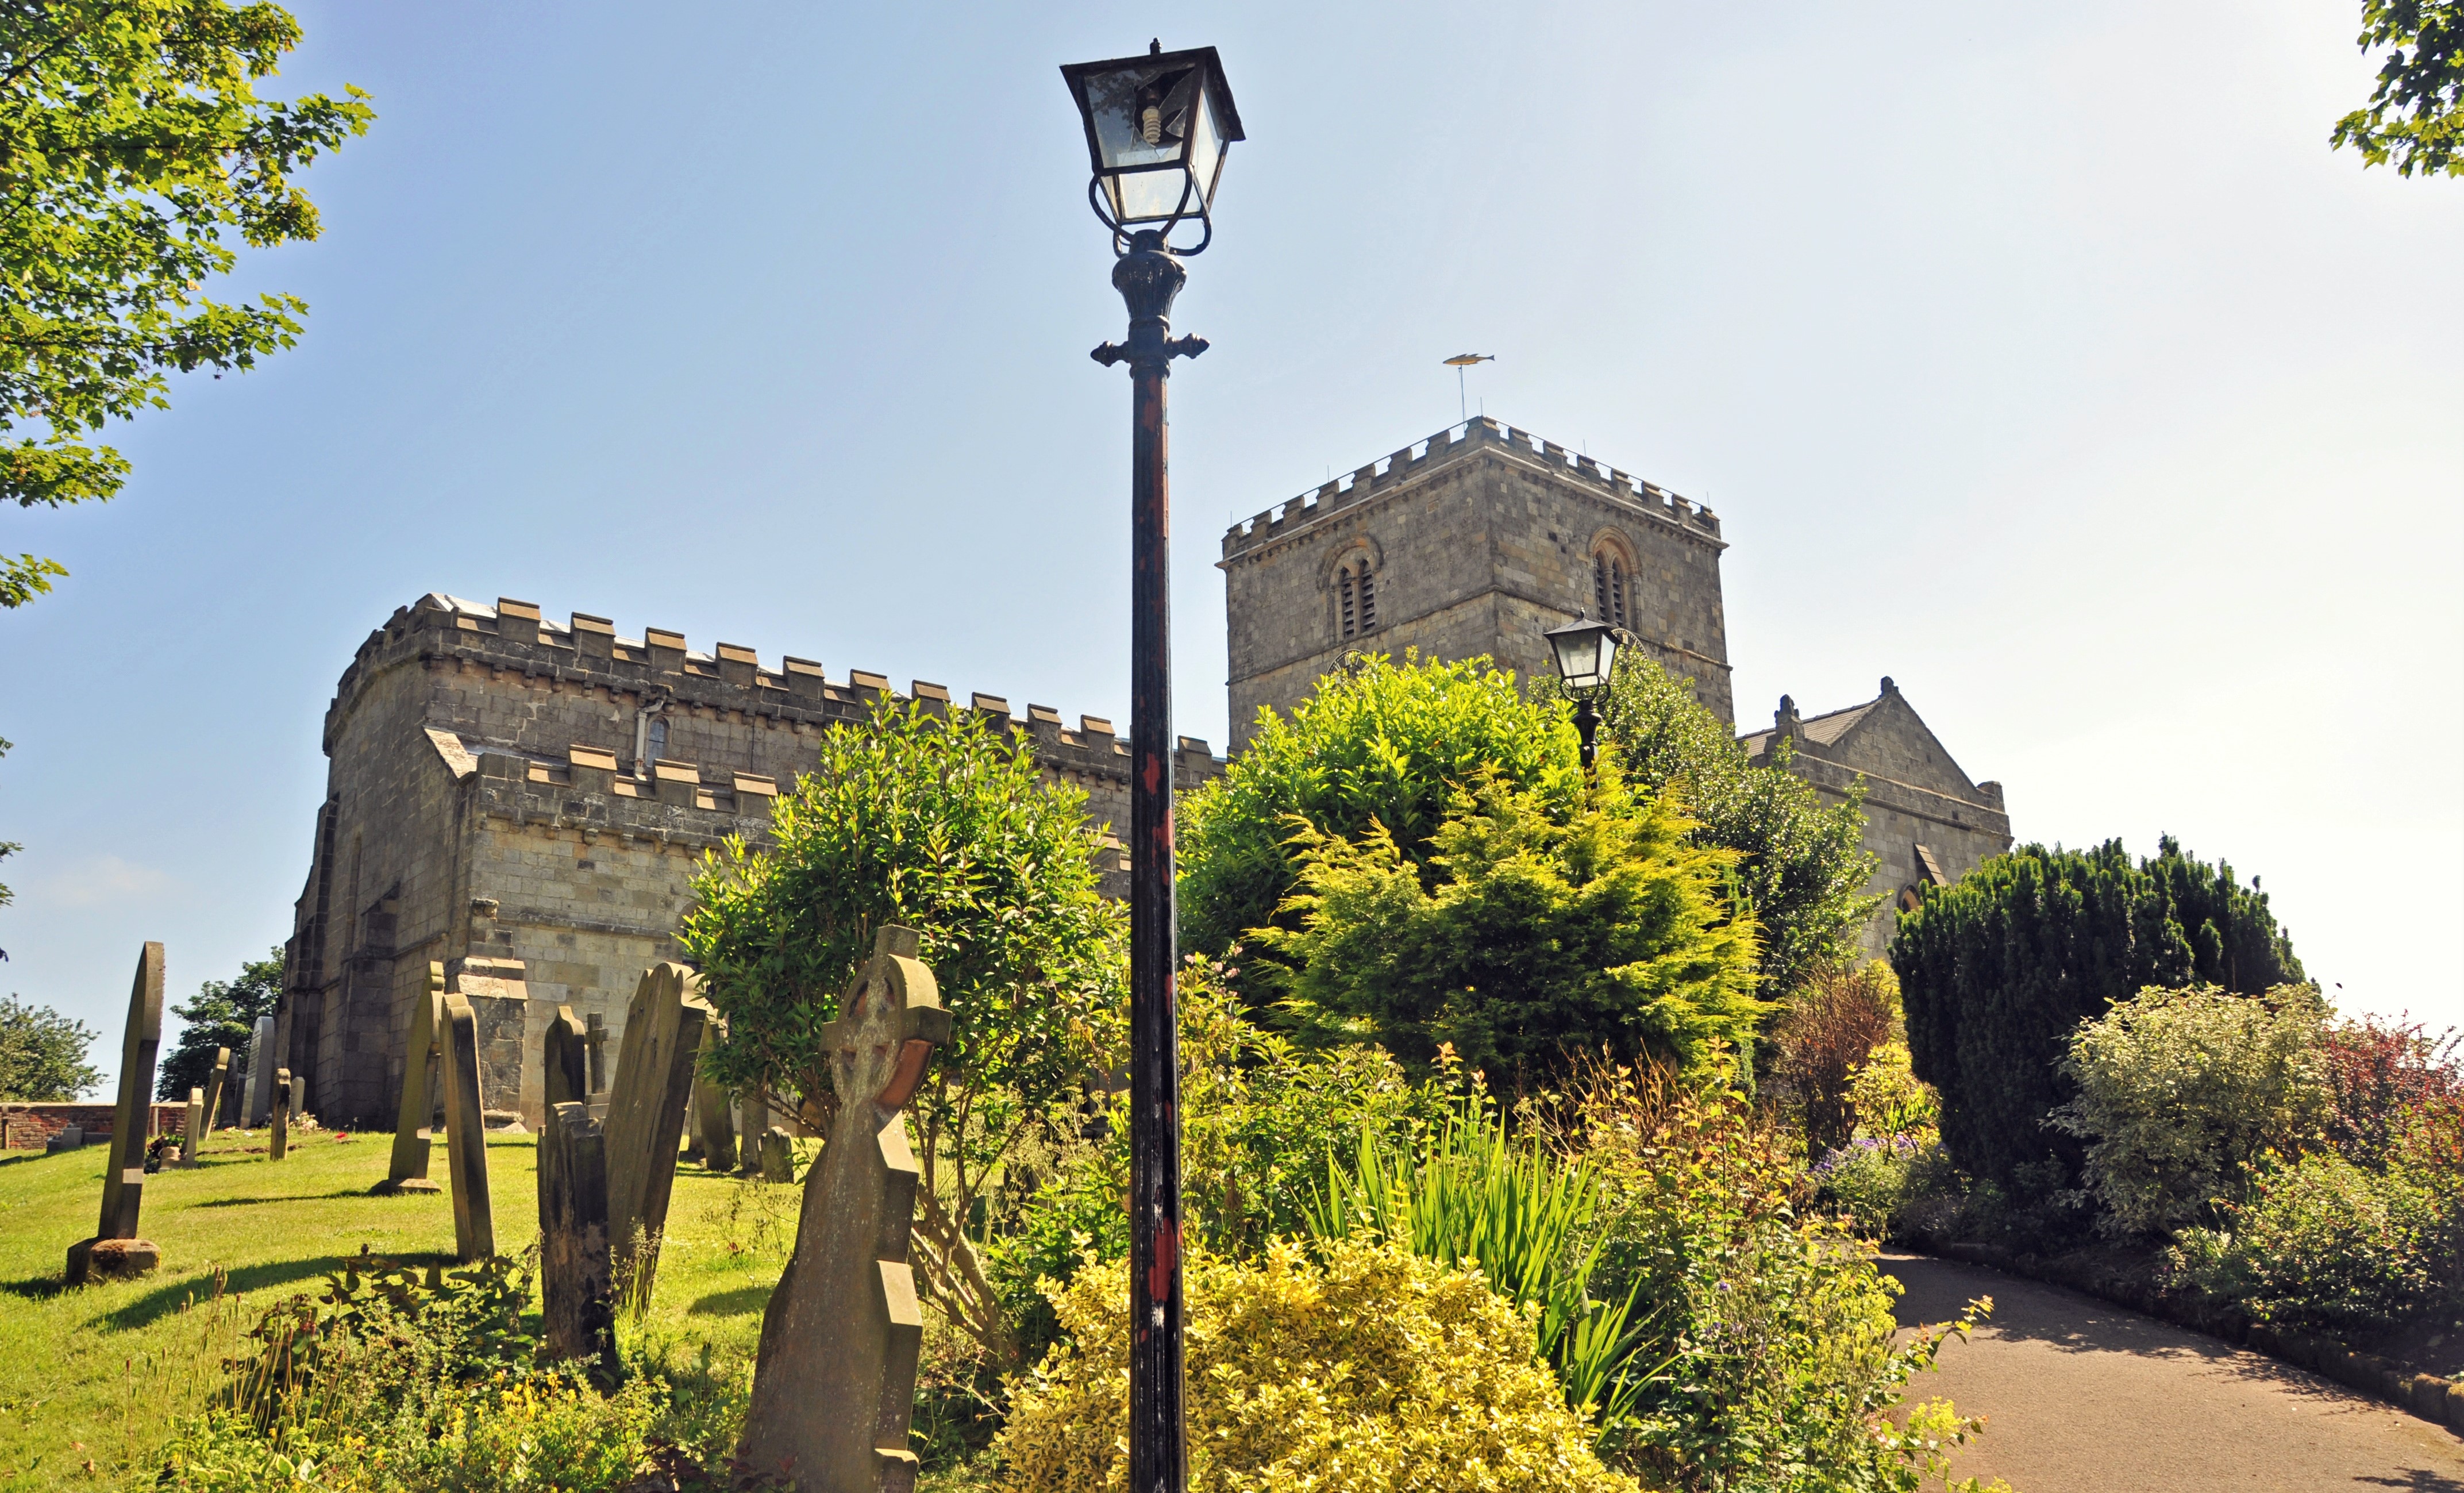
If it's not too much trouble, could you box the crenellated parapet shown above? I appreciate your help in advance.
[1220,417,1723,563]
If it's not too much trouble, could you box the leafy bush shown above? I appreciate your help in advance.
[680,695,1125,1361]
[1543,651,1878,993]
[2320,1015,2462,1167]
[2046,984,2328,1238]
[1258,769,1764,1091]
[2170,1144,2454,1333]
[1811,1137,1934,1240]
[1768,963,1901,1155]
[1893,837,2303,1188]
[1846,1040,1939,1142]
[1177,650,1583,969]
[992,1237,1641,1493]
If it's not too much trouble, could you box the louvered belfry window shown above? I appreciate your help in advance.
[1593,551,1629,628]
[1339,558,1379,640]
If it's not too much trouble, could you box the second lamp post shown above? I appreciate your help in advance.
[1060,40,1245,1493]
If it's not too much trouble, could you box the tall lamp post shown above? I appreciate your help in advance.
[1544,615,1620,770]
[1060,41,1244,1493]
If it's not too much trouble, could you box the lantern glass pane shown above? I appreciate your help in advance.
[1105,168,1195,225]
[1187,86,1224,208]
[1083,63,1202,172]
[1595,629,1619,682]
[1552,631,1600,685]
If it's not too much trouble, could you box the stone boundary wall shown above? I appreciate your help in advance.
[1924,1241,2464,1437]
[2,1102,186,1148]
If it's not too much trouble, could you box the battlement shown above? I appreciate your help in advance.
[328,592,1222,784]
[1219,417,1721,562]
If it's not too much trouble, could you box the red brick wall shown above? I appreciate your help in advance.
[0,1102,184,1148]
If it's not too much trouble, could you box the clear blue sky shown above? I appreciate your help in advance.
[6,1,2459,1091]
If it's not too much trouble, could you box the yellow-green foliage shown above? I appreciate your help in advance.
[993,1238,1639,1493]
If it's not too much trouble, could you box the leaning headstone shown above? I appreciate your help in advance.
[441,992,495,1261]
[603,963,713,1308]
[538,1100,617,1380]
[268,1068,294,1160]
[179,1088,205,1166]
[67,944,167,1285]
[760,1126,795,1184]
[544,1005,589,1110]
[376,964,446,1194]
[201,1047,232,1134]
[244,1015,275,1125]
[740,925,949,1488]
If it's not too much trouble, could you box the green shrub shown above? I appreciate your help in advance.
[1846,1039,1939,1142]
[1811,1137,1933,1240]
[2047,984,2329,1238]
[1177,650,1583,968]
[992,1237,1641,1493]
[1258,769,1764,1090]
[2170,1148,2446,1332]
[1893,837,2303,1189]
[1768,963,1901,1155]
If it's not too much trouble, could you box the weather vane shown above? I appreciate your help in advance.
[1443,352,1494,421]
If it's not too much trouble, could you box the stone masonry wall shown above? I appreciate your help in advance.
[1221,418,1732,748]
[280,592,1222,1130]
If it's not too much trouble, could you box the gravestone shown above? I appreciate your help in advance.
[737,1091,768,1176]
[603,963,713,1308]
[740,925,949,1490]
[691,1018,736,1172]
[376,964,447,1194]
[268,1067,293,1160]
[544,1004,589,1109]
[538,1100,617,1380]
[201,1047,232,1133]
[583,1012,609,1094]
[67,944,168,1285]
[760,1126,795,1183]
[244,1015,275,1125]
[290,1073,310,1129]
[179,1088,204,1165]
[441,991,495,1261]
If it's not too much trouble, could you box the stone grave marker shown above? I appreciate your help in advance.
[244,1014,275,1125]
[179,1088,204,1165]
[441,991,495,1261]
[544,1004,589,1109]
[67,943,167,1285]
[268,1068,293,1159]
[760,1126,795,1183]
[201,1047,232,1133]
[740,925,949,1490]
[691,1018,736,1172]
[376,964,447,1194]
[538,1100,616,1380]
[736,1091,768,1176]
[603,963,712,1308]
[582,1012,609,1094]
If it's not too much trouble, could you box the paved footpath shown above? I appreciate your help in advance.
[1878,1252,2464,1492]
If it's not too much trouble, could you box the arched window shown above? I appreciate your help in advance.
[1337,556,1379,640]
[1591,549,1630,628]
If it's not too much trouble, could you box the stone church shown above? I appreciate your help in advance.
[271,415,2008,1130]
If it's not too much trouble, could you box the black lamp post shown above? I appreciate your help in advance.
[1060,40,1244,1493]
[1544,615,1620,770]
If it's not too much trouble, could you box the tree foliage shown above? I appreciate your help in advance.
[1542,652,1877,994]
[677,697,1123,1363]
[157,944,281,1109]
[1,1,373,603]
[2331,0,2461,178]
[1766,961,1902,1156]
[1177,651,1584,970]
[1257,768,1764,1091]
[1891,836,2303,1188]
[0,993,101,1099]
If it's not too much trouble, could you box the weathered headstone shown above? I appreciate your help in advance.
[290,1073,310,1130]
[740,925,949,1490]
[268,1067,294,1160]
[603,963,713,1308]
[67,944,168,1285]
[737,1091,768,1176]
[760,1126,795,1183]
[201,1047,232,1134]
[537,1100,617,1380]
[691,1017,736,1172]
[244,1015,275,1125]
[441,991,495,1261]
[582,1011,609,1094]
[179,1088,204,1166]
[376,964,446,1194]
[544,1004,589,1110]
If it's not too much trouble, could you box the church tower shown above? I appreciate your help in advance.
[1218,417,1732,747]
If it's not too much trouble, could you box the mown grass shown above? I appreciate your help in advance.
[0,1126,808,1491]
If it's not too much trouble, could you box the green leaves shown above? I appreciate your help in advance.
[1260,768,1766,1090]
[2331,0,2462,177]
[0,2,374,598]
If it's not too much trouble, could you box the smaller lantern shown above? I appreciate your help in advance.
[1543,615,1620,696]
[1061,42,1245,238]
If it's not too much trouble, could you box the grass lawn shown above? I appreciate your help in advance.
[0,1126,806,1491]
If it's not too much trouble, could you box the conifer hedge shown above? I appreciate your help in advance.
[1890,836,2302,1188]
